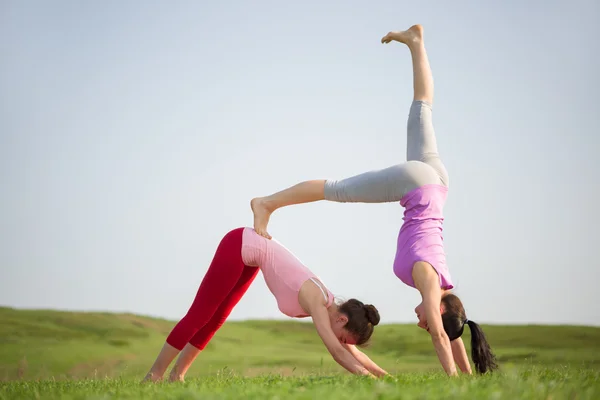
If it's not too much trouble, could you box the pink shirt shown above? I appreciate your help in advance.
[393,184,454,290]
[241,228,334,318]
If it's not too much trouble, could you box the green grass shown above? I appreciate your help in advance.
[2,370,599,400]
[0,306,599,399]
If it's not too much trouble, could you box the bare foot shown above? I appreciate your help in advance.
[250,197,273,239]
[381,24,423,46]
[168,373,185,382]
[141,372,162,383]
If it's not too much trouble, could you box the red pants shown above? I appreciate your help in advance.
[166,227,259,350]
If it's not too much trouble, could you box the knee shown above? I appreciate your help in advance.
[324,180,347,202]
[409,100,433,119]
[179,313,204,331]
[411,99,432,109]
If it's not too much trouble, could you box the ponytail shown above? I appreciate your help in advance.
[441,294,499,373]
[466,320,498,374]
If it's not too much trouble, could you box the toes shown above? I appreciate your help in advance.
[381,35,392,44]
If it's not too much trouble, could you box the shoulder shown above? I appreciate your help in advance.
[298,279,328,315]
[412,261,441,291]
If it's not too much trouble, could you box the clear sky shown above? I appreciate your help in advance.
[1,1,599,327]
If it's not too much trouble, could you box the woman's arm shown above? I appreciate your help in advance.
[451,338,472,374]
[413,262,458,376]
[343,344,389,377]
[298,281,374,377]
[311,306,374,376]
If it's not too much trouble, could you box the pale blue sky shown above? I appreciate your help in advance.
[1,1,599,326]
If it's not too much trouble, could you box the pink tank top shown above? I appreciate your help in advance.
[241,228,335,317]
[393,184,454,290]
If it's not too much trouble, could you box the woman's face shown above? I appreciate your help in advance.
[330,314,358,345]
[415,301,447,332]
[414,302,429,331]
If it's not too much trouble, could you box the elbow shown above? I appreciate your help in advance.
[331,348,345,363]
[430,330,449,344]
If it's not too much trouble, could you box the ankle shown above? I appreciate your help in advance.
[143,371,162,382]
[169,370,185,382]
[407,39,424,52]
[261,197,278,213]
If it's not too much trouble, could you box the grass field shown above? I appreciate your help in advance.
[1,306,599,399]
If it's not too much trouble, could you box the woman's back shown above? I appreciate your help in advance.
[241,227,333,317]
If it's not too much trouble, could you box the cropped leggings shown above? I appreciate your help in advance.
[324,101,449,203]
[165,228,259,350]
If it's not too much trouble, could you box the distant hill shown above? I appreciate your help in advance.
[1,307,598,381]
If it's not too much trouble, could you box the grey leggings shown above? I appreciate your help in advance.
[324,101,449,203]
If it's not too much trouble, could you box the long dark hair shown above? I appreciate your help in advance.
[441,294,498,373]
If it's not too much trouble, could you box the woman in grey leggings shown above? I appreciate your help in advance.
[251,25,497,376]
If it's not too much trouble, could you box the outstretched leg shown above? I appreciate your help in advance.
[251,181,325,239]
[251,25,444,240]
[383,25,448,184]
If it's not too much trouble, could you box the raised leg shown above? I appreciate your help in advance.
[250,25,448,240]
[382,24,433,104]
[382,25,448,185]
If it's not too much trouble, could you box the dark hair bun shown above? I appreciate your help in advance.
[364,304,380,326]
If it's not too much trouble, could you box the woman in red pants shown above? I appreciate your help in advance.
[143,227,386,382]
